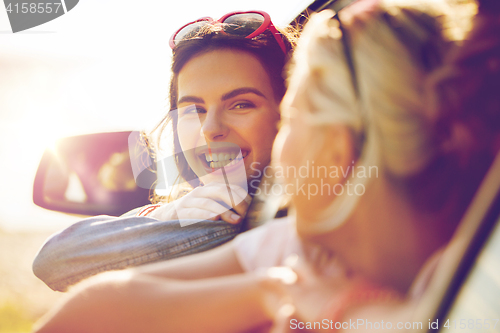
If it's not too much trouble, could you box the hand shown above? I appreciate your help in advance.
[148,182,251,224]
[256,260,345,333]
[274,255,407,333]
[281,256,350,323]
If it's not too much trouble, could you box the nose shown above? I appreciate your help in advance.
[201,108,229,141]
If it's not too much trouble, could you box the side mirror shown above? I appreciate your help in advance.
[33,131,156,216]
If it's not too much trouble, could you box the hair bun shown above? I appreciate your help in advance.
[427,0,500,161]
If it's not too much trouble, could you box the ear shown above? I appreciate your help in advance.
[322,124,356,181]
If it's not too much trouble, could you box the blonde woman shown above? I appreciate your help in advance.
[34,0,499,332]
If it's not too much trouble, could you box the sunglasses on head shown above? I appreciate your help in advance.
[169,10,287,54]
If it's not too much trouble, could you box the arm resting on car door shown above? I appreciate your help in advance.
[32,214,241,291]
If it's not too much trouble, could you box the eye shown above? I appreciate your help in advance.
[180,105,206,116]
[230,101,256,110]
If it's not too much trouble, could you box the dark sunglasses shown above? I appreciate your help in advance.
[331,7,367,155]
[332,0,442,156]
[169,10,287,54]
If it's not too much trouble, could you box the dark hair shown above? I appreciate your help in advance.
[403,0,500,236]
[149,23,297,202]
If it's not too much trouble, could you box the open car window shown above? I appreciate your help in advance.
[411,152,500,333]
[438,215,500,332]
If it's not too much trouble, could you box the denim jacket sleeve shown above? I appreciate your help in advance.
[32,214,241,291]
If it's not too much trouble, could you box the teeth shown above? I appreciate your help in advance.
[203,150,248,169]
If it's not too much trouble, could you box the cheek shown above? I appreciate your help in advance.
[177,120,204,171]
[256,122,279,158]
[237,111,279,158]
[273,124,291,167]
[177,117,204,150]
[278,123,307,169]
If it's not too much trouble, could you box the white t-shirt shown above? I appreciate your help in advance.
[233,217,346,279]
[233,216,442,301]
[233,217,301,271]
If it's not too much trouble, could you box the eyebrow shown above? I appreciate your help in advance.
[177,96,204,105]
[178,87,266,106]
[221,87,266,101]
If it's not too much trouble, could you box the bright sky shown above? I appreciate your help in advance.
[0,0,312,231]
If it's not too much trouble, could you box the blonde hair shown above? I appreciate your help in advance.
[285,0,474,233]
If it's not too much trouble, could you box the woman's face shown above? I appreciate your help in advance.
[274,108,334,220]
[274,84,349,225]
[176,49,280,188]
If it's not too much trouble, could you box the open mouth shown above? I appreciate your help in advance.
[198,149,249,171]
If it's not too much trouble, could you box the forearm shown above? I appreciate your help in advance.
[133,240,245,280]
[34,270,276,333]
[33,215,240,291]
